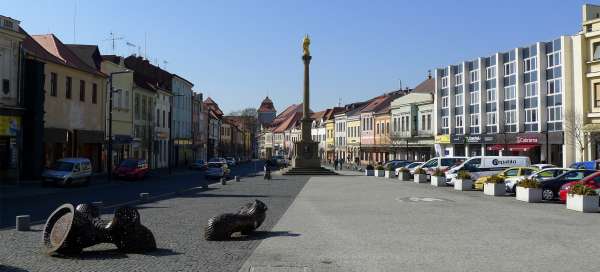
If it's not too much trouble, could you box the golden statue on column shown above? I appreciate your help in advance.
[302,34,311,57]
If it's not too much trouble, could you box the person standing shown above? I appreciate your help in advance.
[339,158,344,170]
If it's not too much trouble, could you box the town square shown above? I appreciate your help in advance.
[2,1,600,271]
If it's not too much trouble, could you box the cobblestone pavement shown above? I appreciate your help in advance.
[0,168,309,272]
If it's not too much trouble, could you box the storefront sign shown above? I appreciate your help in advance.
[516,135,539,144]
[174,139,192,145]
[435,135,450,144]
[450,134,496,144]
[0,116,20,136]
[155,131,169,140]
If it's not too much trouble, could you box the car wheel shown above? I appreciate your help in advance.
[542,189,554,200]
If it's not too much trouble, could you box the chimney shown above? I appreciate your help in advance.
[428,70,432,79]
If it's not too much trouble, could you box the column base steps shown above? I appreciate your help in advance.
[281,167,338,176]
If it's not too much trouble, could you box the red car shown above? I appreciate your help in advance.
[559,171,600,203]
[114,159,149,180]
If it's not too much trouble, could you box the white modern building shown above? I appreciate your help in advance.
[434,37,576,166]
[172,74,193,165]
[154,89,171,168]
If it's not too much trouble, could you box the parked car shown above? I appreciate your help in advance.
[538,169,597,200]
[395,162,423,176]
[473,166,537,191]
[189,159,207,170]
[225,157,237,167]
[504,167,571,192]
[531,163,556,169]
[417,157,466,178]
[445,156,530,185]
[205,162,230,179]
[384,160,410,171]
[568,160,600,170]
[113,159,149,180]
[272,155,288,167]
[559,171,600,203]
[41,158,93,186]
[209,157,227,164]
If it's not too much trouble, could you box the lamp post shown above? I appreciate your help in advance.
[169,93,185,175]
[107,70,131,183]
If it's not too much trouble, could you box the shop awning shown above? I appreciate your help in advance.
[583,123,600,132]
[508,144,538,152]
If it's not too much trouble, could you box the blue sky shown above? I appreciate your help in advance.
[4,0,590,114]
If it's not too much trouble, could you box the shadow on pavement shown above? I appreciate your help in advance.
[0,264,30,272]
[232,231,301,241]
[52,248,181,260]
[179,193,269,199]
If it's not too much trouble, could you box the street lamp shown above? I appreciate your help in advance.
[108,70,132,183]
[169,93,185,175]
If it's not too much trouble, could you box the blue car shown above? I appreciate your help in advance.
[569,161,600,170]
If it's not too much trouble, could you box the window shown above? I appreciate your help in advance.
[470,70,479,82]
[79,80,86,101]
[595,83,600,107]
[92,83,97,104]
[455,73,463,85]
[421,115,426,131]
[504,86,516,100]
[486,88,496,102]
[441,116,449,128]
[486,112,496,125]
[470,91,480,105]
[455,93,463,107]
[157,109,160,126]
[524,57,537,72]
[470,114,479,127]
[427,114,431,130]
[594,43,600,60]
[524,82,537,97]
[124,90,129,108]
[455,115,463,127]
[50,73,57,96]
[547,79,562,94]
[525,108,537,124]
[505,111,516,125]
[65,76,72,99]
[441,77,448,88]
[486,66,496,79]
[547,51,561,68]
[135,94,140,120]
[548,106,562,122]
[163,110,166,127]
[441,96,448,108]
[504,62,515,75]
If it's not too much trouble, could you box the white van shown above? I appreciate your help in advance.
[417,157,467,175]
[41,158,93,186]
[445,156,531,182]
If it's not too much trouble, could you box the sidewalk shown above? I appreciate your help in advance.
[0,166,197,201]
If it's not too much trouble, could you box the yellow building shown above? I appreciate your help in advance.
[24,34,107,171]
[575,4,600,161]
[325,119,335,162]
[374,111,391,162]
[101,55,134,165]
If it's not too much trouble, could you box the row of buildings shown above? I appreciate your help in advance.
[257,4,600,168]
[0,15,255,183]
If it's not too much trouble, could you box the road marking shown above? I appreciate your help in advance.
[396,196,453,203]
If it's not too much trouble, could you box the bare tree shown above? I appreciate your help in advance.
[563,109,586,162]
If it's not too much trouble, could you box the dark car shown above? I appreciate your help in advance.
[189,159,207,170]
[539,169,597,200]
[384,160,411,171]
[114,159,149,180]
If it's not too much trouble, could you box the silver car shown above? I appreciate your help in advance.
[205,162,230,179]
[42,158,93,186]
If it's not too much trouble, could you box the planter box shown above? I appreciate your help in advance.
[398,172,411,181]
[384,171,395,179]
[430,176,446,187]
[374,170,385,177]
[566,194,599,213]
[365,170,374,176]
[414,174,428,183]
[516,186,542,203]
[454,179,473,191]
[484,183,505,196]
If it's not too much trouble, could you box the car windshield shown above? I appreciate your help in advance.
[208,163,223,168]
[407,162,422,169]
[51,161,74,171]
[120,160,138,168]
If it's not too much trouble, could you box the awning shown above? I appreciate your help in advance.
[508,144,538,152]
[583,123,600,132]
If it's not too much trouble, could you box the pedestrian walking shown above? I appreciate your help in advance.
[264,160,272,180]
[339,159,344,170]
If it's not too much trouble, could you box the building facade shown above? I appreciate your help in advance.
[191,92,206,162]
[154,88,171,168]
[0,15,25,182]
[172,75,193,166]
[434,38,576,166]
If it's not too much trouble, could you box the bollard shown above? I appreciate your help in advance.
[221,178,227,185]
[91,201,103,208]
[235,176,240,182]
[16,215,30,231]
[139,193,150,199]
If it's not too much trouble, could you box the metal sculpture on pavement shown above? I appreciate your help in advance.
[42,203,157,255]
[204,199,268,241]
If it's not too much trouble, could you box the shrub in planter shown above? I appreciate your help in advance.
[430,168,446,187]
[566,183,599,213]
[375,165,385,177]
[413,168,428,183]
[384,164,396,179]
[365,164,375,176]
[515,178,542,203]
[454,170,473,191]
[397,167,411,181]
[483,175,505,196]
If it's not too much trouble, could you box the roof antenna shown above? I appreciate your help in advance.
[399,79,403,90]
[73,0,77,43]
[338,97,342,107]
[104,32,124,53]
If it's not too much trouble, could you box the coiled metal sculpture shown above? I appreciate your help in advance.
[42,203,157,255]
[204,200,268,241]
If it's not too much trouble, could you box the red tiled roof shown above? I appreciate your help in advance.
[360,95,388,113]
[412,78,434,94]
[258,96,276,112]
[204,97,223,117]
[272,111,303,133]
[311,110,326,120]
[28,34,105,77]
